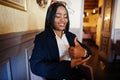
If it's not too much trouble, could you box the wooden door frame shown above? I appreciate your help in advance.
[99,0,115,63]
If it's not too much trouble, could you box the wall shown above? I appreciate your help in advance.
[69,0,84,42]
[111,0,120,43]
[115,0,120,29]
[98,0,104,7]
[0,0,50,34]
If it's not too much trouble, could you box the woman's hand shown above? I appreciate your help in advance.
[70,55,91,68]
[68,37,91,68]
[68,37,85,59]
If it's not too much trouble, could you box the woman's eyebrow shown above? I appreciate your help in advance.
[56,13,67,15]
[56,13,61,14]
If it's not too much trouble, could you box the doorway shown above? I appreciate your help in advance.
[99,0,115,63]
[82,0,99,47]
[82,0,116,79]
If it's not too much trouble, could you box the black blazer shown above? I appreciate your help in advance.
[30,28,92,80]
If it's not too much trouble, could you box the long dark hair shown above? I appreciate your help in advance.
[45,2,70,33]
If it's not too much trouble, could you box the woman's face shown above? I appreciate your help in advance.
[53,6,68,31]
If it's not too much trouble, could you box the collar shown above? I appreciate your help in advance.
[53,29,65,38]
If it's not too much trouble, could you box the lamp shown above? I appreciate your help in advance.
[36,0,48,8]
[92,8,98,14]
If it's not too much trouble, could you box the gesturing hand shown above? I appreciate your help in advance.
[68,37,85,59]
[70,55,91,68]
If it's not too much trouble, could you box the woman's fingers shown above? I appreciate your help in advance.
[71,55,91,67]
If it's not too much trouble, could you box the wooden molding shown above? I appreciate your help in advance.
[0,30,40,52]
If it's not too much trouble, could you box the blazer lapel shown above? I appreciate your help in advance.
[66,32,75,47]
[46,29,60,61]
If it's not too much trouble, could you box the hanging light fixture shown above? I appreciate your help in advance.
[36,0,48,8]
[92,8,98,14]
[93,9,96,14]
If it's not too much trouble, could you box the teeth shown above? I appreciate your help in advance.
[59,23,64,26]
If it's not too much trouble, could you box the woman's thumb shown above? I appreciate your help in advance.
[74,37,79,46]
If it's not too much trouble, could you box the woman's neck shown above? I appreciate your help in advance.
[54,30,63,38]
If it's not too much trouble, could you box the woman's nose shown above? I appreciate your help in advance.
[60,17,66,22]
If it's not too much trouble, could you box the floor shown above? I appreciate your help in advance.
[83,39,120,80]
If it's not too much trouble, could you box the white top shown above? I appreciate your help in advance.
[55,32,71,61]
[54,31,87,61]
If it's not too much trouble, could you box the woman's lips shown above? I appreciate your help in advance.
[59,23,65,27]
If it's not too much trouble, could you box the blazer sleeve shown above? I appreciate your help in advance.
[66,32,92,59]
[79,42,92,59]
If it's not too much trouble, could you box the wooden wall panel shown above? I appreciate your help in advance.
[0,30,40,80]
[0,59,11,80]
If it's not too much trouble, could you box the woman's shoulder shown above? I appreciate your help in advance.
[66,31,76,37]
[37,30,46,35]
[35,29,55,39]
[33,30,49,43]
[35,30,48,38]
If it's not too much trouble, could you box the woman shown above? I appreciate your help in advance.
[30,2,92,80]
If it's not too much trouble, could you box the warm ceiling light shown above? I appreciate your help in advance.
[36,0,48,8]
[93,9,96,13]
[86,12,89,16]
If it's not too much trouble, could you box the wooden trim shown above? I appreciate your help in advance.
[0,0,27,11]
[0,30,40,52]
[0,30,41,61]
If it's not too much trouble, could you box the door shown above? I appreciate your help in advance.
[99,0,115,63]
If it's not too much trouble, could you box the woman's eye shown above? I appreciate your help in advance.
[55,15,67,18]
[55,15,61,18]
[64,15,68,18]
[55,14,68,18]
